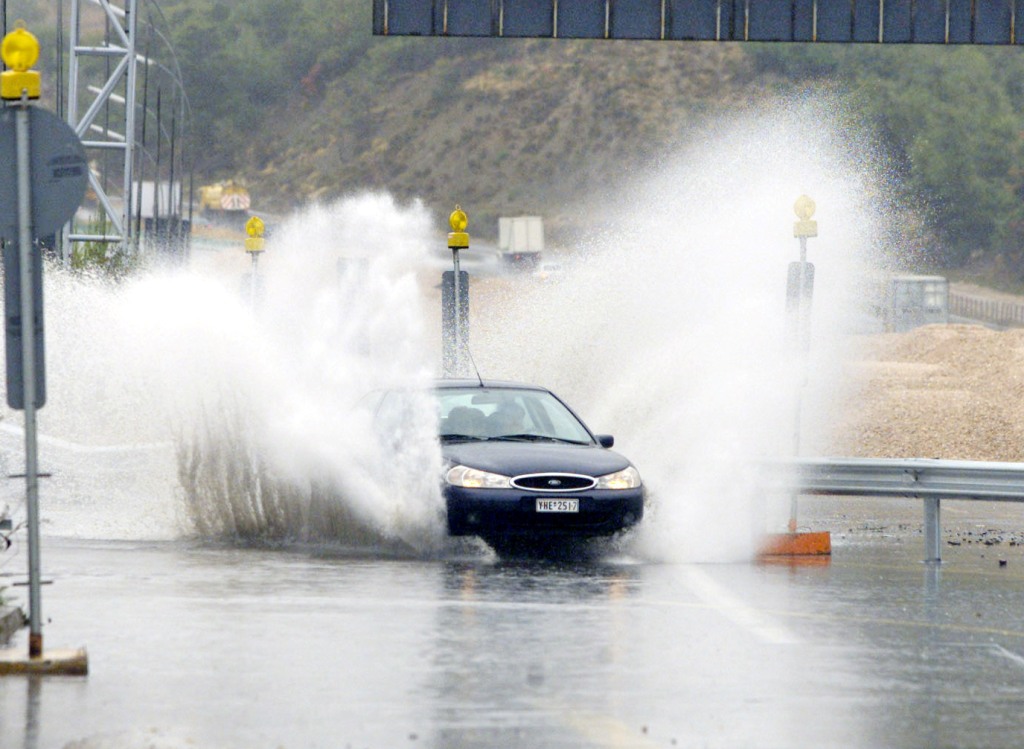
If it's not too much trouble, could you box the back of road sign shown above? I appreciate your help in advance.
[0,107,88,239]
[0,107,84,409]
[785,261,815,353]
[375,0,1024,44]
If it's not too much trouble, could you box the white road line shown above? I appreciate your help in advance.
[0,422,171,454]
[987,644,1024,668]
[682,567,801,645]
[559,708,663,749]
[534,696,662,749]
[951,643,1024,667]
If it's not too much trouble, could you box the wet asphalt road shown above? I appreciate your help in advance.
[4,502,1024,749]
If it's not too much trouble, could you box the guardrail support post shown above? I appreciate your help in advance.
[923,497,941,563]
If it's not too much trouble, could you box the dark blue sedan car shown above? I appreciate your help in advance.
[434,380,644,547]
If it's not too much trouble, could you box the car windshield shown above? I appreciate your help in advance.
[436,387,594,444]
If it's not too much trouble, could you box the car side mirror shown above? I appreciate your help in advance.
[596,434,614,448]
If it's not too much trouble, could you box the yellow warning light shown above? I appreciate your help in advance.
[449,206,468,232]
[793,194,818,238]
[793,195,816,221]
[245,216,265,238]
[1,24,38,71]
[1,24,41,100]
[244,216,265,253]
[448,205,469,249]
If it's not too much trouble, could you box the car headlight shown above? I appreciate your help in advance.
[595,466,642,490]
[446,464,512,489]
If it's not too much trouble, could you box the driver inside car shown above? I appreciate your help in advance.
[486,402,527,437]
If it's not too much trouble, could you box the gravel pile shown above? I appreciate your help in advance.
[832,324,1024,462]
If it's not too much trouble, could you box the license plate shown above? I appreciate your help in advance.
[536,498,579,513]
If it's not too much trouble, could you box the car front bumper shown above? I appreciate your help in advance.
[446,486,644,538]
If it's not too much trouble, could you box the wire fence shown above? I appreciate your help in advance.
[949,292,1024,328]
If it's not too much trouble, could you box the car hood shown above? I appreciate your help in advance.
[441,440,633,478]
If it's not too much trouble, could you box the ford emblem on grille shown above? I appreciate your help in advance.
[511,473,598,492]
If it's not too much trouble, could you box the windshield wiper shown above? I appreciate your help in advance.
[492,434,590,445]
[439,434,489,442]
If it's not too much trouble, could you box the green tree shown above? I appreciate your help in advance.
[753,45,1024,269]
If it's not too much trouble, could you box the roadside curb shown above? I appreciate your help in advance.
[0,606,26,643]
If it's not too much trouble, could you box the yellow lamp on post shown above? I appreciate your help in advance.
[244,215,266,310]
[448,205,469,249]
[446,206,469,376]
[793,194,818,239]
[756,193,831,561]
[1,23,41,101]
[245,215,266,253]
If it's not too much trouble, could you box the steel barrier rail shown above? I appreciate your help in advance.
[762,457,1024,563]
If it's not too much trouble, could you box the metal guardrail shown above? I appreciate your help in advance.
[764,457,1024,562]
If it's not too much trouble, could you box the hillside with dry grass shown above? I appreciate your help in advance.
[245,40,758,241]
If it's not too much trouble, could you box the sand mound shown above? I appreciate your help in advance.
[833,324,1024,462]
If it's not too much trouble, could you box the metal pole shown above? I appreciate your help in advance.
[123,0,139,253]
[55,0,66,266]
[923,496,942,563]
[250,252,259,308]
[789,234,808,532]
[135,28,151,244]
[15,94,42,658]
[153,87,161,225]
[63,0,82,266]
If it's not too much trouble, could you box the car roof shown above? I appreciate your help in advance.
[434,378,550,392]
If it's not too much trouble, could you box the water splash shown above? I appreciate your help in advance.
[3,194,447,550]
[3,102,899,563]
[471,100,891,562]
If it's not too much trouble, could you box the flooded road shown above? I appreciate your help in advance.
[4,518,1024,749]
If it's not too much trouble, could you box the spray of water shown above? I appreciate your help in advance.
[472,99,891,562]
[3,194,447,551]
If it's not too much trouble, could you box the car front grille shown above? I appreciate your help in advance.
[511,473,597,492]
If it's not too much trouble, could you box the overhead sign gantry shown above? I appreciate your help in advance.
[374,0,1024,44]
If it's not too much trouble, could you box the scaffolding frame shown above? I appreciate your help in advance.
[65,0,139,258]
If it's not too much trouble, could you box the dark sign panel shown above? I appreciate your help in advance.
[373,0,1024,44]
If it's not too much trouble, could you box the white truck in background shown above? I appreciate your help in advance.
[498,216,543,271]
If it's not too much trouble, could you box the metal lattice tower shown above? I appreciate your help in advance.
[63,0,192,264]
[65,0,139,258]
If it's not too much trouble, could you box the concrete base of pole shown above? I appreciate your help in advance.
[0,647,88,676]
[757,531,832,559]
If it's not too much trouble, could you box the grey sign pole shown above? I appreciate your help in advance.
[250,252,259,307]
[452,247,462,371]
[14,89,42,658]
